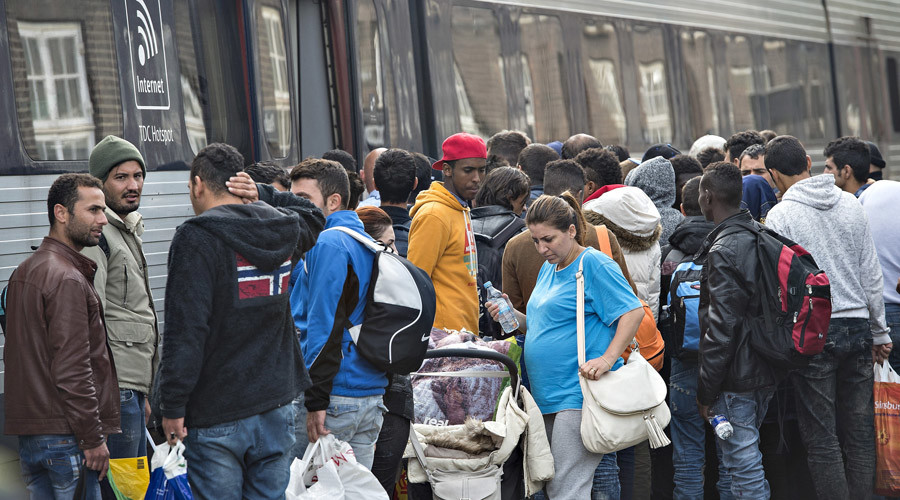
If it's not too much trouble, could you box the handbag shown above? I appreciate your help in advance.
[576,253,671,454]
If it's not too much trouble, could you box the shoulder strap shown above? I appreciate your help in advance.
[577,255,587,366]
[323,226,385,253]
[98,234,111,260]
[593,225,612,259]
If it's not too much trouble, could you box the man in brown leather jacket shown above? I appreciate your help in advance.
[4,173,120,499]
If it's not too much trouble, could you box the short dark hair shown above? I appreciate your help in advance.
[47,173,103,225]
[543,159,586,197]
[670,154,704,209]
[739,143,766,164]
[765,135,808,176]
[604,144,630,162]
[561,134,602,160]
[681,176,702,216]
[290,158,351,209]
[759,129,777,143]
[697,147,725,170]
[374,149,417,204]
[410,152,433,203]
[322,149,357,175]
[517,144,559,185]
[724,130,765,161]
[823,136,871,183]
[486,130,530,167]
[576,148,622,188]
[474,166,531,210]
[245,162,290,190]
[701,161,743,208]
[191,143,244,195]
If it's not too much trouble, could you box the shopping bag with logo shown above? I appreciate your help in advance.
[287,434,388,500]
[875,362,900,495]
[144,438,194,500]
[105,455,150,500]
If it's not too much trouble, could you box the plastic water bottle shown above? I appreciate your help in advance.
[484,281,519,333]
[708,414,734,440]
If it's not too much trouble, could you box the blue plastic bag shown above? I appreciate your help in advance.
[144,437,194,500]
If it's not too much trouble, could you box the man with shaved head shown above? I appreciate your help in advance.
[358,147,387,208]
[561,133,602,160]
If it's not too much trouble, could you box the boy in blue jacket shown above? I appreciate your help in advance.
[289,158,387,469]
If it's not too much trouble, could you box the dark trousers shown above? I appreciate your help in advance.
[372,412,410,496]
[792,317,875,500]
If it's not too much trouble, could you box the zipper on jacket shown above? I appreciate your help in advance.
[123,263,128,307]
[798,298,813,347]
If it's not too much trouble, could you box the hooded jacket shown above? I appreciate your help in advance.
[583,186,662,320]
[82,209,158,396]
[158,187,324,427]
[765,174,889,343]
[292,210,387,412]
[696,211,782,405]
[408,182,480,334]
[625,156,684,246]
[740,175,777,222]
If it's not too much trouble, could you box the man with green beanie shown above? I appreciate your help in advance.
[82,135,158,461]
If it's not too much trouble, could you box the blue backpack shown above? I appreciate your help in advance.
[668,260,703,361]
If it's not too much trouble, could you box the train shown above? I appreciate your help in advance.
[0,0,898,458]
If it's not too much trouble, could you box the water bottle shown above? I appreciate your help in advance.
[484,281,519,333]
[708,414,734,440]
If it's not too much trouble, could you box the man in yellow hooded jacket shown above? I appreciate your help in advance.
[408,133,487,334]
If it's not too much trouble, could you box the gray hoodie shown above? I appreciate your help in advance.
[625,156,684,247]
[765,174,889,344]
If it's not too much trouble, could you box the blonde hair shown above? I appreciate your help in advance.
[525,191,588,245]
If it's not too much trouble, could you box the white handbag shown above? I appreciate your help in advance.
[576,254,671,454]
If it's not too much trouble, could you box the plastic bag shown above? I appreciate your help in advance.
[286,434,388,500]
[106,456,150,500]
[144,439,194,500]
[875,362,900,495]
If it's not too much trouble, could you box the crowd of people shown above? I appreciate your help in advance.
[2,123,898,500]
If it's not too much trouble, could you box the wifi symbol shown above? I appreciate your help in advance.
[135,0,158,66]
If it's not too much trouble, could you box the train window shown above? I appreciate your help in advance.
[681,30,719,138]
[800,42,829,140]
[632,25,672,143]
[7,4,122,162]
[174,1,208,154]
[761,40,797,136]
[519,14,570,143]
[889,57,900,133]
[356,0,388,149]
[725,35,756,132]
[833,46,873,138]
[580,20,626,145]
[451,6,507,139]
[255,4,292,158]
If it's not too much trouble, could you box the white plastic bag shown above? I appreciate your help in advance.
[286,434,387,500]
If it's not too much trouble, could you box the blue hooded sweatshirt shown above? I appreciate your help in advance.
[740,175,777,222]
[291,210,386,411]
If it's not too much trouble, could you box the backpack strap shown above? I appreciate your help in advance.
[324,226,387,253]
[593,225,612,259]
[98,233,111,260]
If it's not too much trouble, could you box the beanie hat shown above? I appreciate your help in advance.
[89,135,146,181]
[642,143,681,163]
[867,141,886,169]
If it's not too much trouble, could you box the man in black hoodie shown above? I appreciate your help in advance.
[158,143,324,499]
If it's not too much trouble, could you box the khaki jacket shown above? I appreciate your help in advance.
[5,238,120,448]
[83,209,159,395]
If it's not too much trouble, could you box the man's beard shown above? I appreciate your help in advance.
[67,218,101,248]
[105,191,141,215]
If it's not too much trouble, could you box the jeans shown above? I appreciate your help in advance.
[18,434,101,500]
[106,389,146,459]
[886,303,900,371]
[591,452,620,500]
[711,388,775,500]
[668,358,732,500]
[371,412,410,496]
[792,317,875,500]
[182,405,294,500]
[292,394,386,469]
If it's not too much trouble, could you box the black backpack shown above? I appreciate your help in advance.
[327,227,436,374]
[725,222,831,370]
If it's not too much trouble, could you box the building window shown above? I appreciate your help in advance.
[18,22,94,160]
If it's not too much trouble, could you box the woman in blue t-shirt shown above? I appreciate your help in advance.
[487,193,644,499]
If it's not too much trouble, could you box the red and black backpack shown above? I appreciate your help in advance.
[729,221,831,370]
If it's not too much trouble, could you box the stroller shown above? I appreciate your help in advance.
[405,347,553,500]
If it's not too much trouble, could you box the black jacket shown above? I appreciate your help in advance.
[380,205,411,258]
[471,205,526,337]
[696,211,781,406]
[157,187,324,427]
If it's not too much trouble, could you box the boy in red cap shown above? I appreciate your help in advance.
[408,133,486,334]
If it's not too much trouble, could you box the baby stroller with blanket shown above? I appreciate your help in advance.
[405,347,554,500]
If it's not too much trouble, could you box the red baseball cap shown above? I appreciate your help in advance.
[432,133,487,170]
